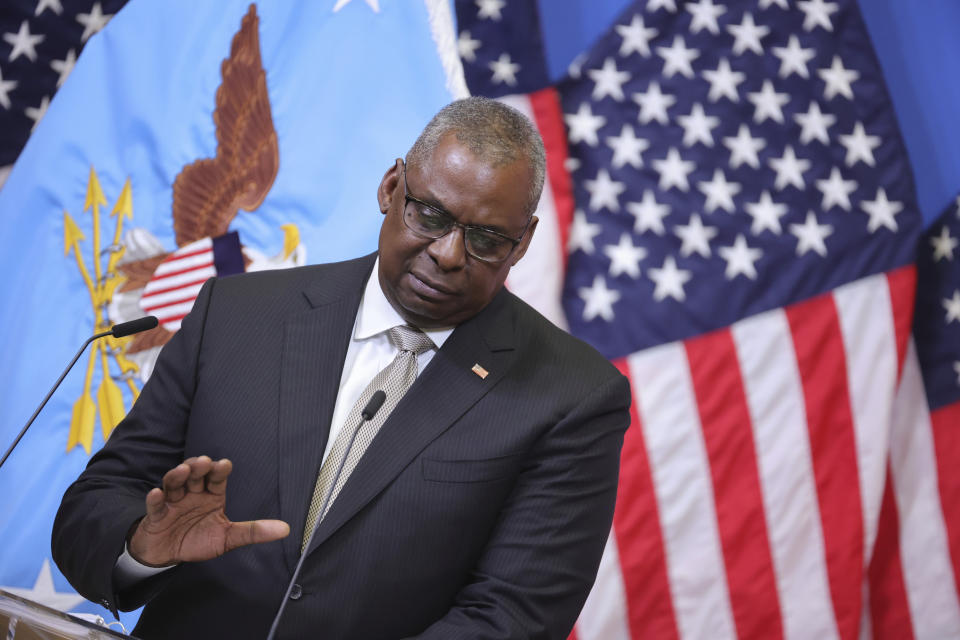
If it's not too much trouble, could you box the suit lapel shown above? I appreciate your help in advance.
[306,289,518,554]
[277,255,374,569]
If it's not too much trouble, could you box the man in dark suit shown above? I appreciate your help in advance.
[53,97,631,639]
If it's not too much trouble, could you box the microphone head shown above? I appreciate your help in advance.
[361,390,387,421]
[111,316,159,338]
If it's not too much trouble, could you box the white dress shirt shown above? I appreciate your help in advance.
[115,258,453,584]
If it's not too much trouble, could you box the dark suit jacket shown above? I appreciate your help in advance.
[52,253,630,639]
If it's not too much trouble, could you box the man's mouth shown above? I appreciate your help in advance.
[408,271,456,299]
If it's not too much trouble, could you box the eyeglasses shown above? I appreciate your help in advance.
[401,163,528,263]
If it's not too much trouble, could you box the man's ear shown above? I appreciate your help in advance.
[377,159,404,214]
[511,216,539,265]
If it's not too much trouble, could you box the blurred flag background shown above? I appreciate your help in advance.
[0,0,958,638]
[452,1,960,639]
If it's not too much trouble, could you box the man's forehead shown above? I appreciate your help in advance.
[407,155,530,231]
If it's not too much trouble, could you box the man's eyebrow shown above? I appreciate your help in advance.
[414,193,514,237]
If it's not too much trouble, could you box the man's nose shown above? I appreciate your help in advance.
[426,227,467,270]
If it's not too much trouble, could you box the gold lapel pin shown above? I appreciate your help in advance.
[471,364,489,379]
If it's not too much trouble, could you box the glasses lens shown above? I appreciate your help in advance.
[465,229,512,262]
[405,201,450,238]
[403,198,516,263]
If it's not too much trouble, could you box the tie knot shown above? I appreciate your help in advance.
[388,325,434,355]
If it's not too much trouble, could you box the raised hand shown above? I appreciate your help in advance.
[128,456,289,567]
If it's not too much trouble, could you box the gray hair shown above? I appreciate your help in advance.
[406,96,546,217]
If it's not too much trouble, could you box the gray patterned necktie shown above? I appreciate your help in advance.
[301,325,434,550]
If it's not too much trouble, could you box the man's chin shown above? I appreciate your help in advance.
[395,289,461,329]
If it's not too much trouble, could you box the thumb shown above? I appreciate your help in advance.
[224,519,290,552]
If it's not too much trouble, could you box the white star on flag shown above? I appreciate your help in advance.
[647,0,679,12]
[860,187,903,233]
[475,0,506,21]
[702,58,745,102]
[648,256,692,302]
[24,95,50,132]
[584,169,626,212]
[457,31,481,63]
[656,35,700,79]
[816,167,857,211]
[606,124,649,169]
[489,53,520,86]
[567,210,602,255]
[627,190,671,235]
[2,559,85,612]
[34,0,64,16]
[677,103,719,147]
[769,145,811,190]
[4,21,45,63]
[727,12,769,56]
[718,234,763,280]
[50,49,77,88]
[723,124,765,168]
[819,55,860,100]
[748,80,789,123]
[604,234,648,278]
[744,190,788,235]
[674,213,717,257]
[76,2,113,42]
[633,81,676,124]
[616,14,657,57]
[0,66,16,109]
[588,58,631,101]
[930,225,958,262]
[579,275,621,321]
[798,0,839,32]
[954,362,960,386]
[943,290,960,324]
[698,169,741,213]
[790,211,834,256]
[794,101,836,144]
[653,148,696,192]
[686,0,727,35]
[565,103,606,146]
[772,35,815,78]
[839,122,881,167]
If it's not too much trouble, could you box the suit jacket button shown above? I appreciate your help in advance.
[289,584,303,600]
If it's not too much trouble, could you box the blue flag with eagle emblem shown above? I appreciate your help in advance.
[0,0,465,626]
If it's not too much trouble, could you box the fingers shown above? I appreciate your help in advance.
[185,456,212,493]
[160,456,231,503]
[144,487,167,520]
[206,458,232,495]
[161,462,191,502]
[224,519,290,552]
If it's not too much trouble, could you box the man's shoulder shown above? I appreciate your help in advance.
[500,289,622,381]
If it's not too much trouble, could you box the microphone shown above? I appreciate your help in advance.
[111,316,160,338]
[0,316,159,470]
[266,390,387,640]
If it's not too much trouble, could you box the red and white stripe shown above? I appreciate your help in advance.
[501,88,960,638]
[139,237,216,331]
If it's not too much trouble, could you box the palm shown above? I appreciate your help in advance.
[141,489,233,562]
[129,456,289,567]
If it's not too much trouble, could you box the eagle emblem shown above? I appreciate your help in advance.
[108,3,304,380]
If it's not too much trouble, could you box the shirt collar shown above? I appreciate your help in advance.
[355,257,455,348]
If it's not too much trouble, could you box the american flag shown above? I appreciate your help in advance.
[0,0,127,189]
[456,0,960,638]
[139,231,244,331]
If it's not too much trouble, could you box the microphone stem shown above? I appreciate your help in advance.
[266,412,372,640]
[0,331,109,469]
